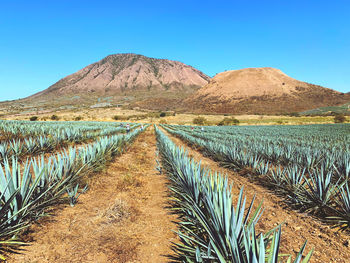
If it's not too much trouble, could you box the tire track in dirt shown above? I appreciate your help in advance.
[161,128,350,263]
[8,127,177,263]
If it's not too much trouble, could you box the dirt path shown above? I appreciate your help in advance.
[161,128,350,263]
[8,127,177,263]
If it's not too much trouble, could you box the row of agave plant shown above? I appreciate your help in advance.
[162,125,350,230]
[0,120,134,141]
[0,124,139,162]
[0,120,106,140]
[165,124,350,180]
[155,126,313,263]
[0,126,146,258]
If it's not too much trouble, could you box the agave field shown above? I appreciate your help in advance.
[0,120,139,160]
[0,120,146,259]
[2,119,349,262]
[161,123,350,231]
[155,126,312,262]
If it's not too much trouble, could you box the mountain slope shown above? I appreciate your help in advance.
[30,53,210,100]
[186,67,350,114]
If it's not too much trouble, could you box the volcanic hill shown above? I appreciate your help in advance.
[25,53,210,110]
[186,67,350,114]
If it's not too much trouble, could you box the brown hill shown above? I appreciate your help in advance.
[186,67,350,114]
[26,53,210,109]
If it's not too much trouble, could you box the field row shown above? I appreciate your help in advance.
[0,123,147,259]
[162,124,350,230]
[155,126,312,262]
[0,121,139,161]
[0,120,139,141]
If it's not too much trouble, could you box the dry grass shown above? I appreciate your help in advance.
[151,113,338,125]
[3,106,345,125]
[95,199,131,225]
[116,172,142,191]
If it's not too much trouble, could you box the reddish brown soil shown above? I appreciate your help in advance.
[8,128,177,263]
[162,128,350,263]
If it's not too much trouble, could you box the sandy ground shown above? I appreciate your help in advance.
[161,128,350,263]
[8,128,177,263]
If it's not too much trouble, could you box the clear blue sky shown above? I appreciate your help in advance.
[1,0,349,101]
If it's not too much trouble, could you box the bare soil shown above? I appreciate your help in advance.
[162,128,350,263]
[8,128,177,263]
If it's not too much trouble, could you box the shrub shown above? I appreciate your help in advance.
[193,116,207,125]
[146,112,161,118]
[160,112,166,117]
[29,116,38,121]
[334,113,346,123]
[217,117,240,126]
[51,115,59,121]
[289,112,300,117]
[113,115,128,121]
[75,116,83,121]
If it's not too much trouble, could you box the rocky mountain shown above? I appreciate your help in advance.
[2,58,349,116]
[186,67,350,114]
[29,53,210,106]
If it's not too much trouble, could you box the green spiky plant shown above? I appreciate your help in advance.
[0,124,148,259]
[155,126,313,262]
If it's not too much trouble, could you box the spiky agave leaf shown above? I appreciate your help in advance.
[155,126,312,263]
[328,183,350,230]
[300,167,341,213]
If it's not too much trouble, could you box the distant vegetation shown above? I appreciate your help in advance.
[51,114,60,120]
[113,111,173,121]
[192,116,207,125]
[334,113,346,123]
[113,115,129,121]
[29,116,38,121]
[217,117,240,126]
[301,102,350,116]
[288,112,300,117]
